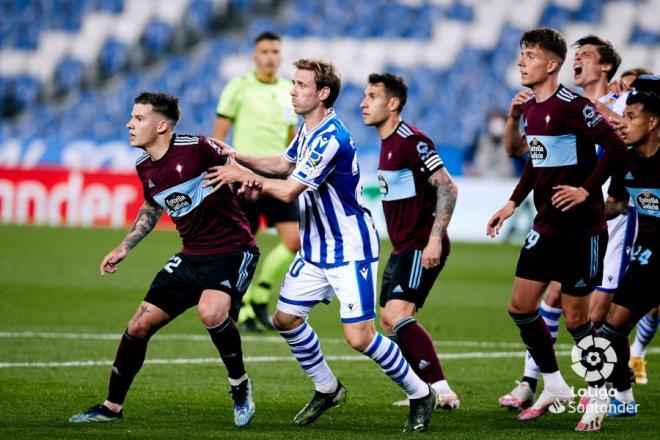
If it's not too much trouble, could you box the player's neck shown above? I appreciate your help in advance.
[254,70,277,84]
[303,107,331,133]
[635,137,659,158]
[144,132,173,161]
[377,115,401,140]
[582,78,609,101]
[532,76,559,103]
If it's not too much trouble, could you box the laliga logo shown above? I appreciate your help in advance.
[571,335,617,381]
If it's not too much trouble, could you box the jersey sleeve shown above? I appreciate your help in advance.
[290,134,340,190]
[405,136,444,179]
[198,135,228,167]
[284,126,303,163]
[215,77,242,119]
[564,97,612,143]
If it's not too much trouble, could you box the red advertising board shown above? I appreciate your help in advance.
[0,167,174,228]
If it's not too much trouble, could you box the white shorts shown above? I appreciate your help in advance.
[597,207,638,292]
[277,255,378,323]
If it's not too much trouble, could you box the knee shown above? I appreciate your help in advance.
[508,301,531,316]
[126,318,153,340]
[198,305,228,328]
[380,317,393,335]
[345,333,372,352]
[272,310,302,331]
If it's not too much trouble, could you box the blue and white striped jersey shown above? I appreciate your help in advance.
[284,109,379,267]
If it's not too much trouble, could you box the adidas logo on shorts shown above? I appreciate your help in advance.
[220,280,232,288]
[392,285,404,293]
[574,279,587,288]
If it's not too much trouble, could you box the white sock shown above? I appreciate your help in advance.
[279,322,338,394]
[614,388,634,403]
[431,379,452,394]
[542,370,567,393]
[228,373,248,387]
[363,333,429,399]
[523,351,540,379]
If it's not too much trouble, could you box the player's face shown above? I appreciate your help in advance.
[622,102,657,146]
[253,39,281,76]
[517,45,554,87]
[573,44,607,87]
[126,104,162,148]
[360,83,391,126]
[290,69,326,116]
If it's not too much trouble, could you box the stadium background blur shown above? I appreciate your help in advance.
[0,1,659,438]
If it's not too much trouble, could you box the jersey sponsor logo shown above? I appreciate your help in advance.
[528,138,547,161]
[527,134,578,167]
[582,104,603,128]
[164,192,192,211]
[626,187,660,217]
[377,169,416,201]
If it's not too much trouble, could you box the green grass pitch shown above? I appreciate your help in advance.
[0,225,657,439]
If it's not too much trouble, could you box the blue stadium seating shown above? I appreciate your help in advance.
[1,0,659,175]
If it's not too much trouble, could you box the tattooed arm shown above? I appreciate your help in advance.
[99,200,164,275]
[421,168,458,269]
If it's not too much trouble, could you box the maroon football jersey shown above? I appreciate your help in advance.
[510,85,627,236]
[377,121,446,253]
[136,134,256,255]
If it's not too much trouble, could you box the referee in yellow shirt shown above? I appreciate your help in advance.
[212,31,299,331]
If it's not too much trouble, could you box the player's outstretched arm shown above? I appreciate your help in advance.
[422,168,458,268]
[208,137,294,177]
[100,200,164,275]
[504,90,532,157]
[486,200,516,238]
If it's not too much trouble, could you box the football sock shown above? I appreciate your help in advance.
[251,242,295,305]
[509,310,559,373]
[107,331,149,405]
[522,375,538,393]
[600,323,633,393]
[393,317,445,383]
[362,332,429,399]
[279,322,338,394]
[630,314,659,357]
[207,316,246,380]
[522,301,561,380]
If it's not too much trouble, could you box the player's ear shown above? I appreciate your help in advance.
[318,86,330,102]
[389,97,400,112]
[156,119,170,134]
[649,115,659,132]
[546,57,560,75]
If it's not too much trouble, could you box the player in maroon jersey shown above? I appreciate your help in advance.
[597,90,660,421]
[361,73,459,409]
[486,28,627,431]
[70,92,259,428]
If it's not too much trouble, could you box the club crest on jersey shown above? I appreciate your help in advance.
[175,163,184,179]
[544,113,551,128]
[636,190,659,212]
[582,104,603,128]
[165,192,192,211]
[528,138,547,161]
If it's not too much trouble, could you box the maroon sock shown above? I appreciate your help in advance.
[509,310,559,373]
[107,331,148,404]
[394,317,445,383]
[208,317,246,380]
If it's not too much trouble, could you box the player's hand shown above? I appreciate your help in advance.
[508,90,533,120]
[551,185,589,211]
[486,200,516,238]
[204,158,255,194]
[208,137,237,158]
[100,246,128,276]
[606,113,627,139]
[237,177,263,202]
[422,236,443,269]
[608,79,630,96]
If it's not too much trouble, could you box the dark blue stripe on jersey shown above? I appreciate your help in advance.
[308,194,328,264]
[302,197,313,263]
[319,185,344,264]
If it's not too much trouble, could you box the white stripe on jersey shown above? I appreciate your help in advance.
[136,153,149,166]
